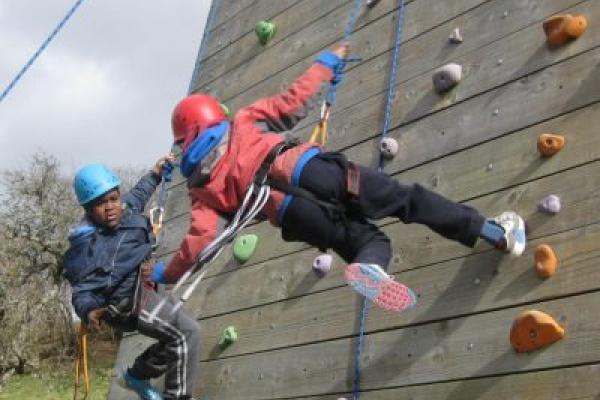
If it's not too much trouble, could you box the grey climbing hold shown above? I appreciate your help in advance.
[432,63,462,93]
[538,194,561,215]
[312,254,333,276]
[379,137,399,159]
[448,28,463,44]
[366,0,381,7]
[493,108,500,116]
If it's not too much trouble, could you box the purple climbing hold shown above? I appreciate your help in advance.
[312,254,333,276]
[538,194,562,215]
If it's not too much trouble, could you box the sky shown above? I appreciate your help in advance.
[0,1,211,175]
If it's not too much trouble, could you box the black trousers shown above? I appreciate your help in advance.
[280,152,485,268]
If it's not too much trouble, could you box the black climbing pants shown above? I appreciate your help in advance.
[119,288,201,400]
[280,152,485,268]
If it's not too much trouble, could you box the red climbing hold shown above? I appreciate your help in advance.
[510,310,565,352]
[543,14,588,48]
[537,133,565,157]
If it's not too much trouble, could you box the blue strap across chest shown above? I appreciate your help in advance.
[180,121,229,177]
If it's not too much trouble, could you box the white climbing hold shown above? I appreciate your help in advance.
[538,194,562,215]
[313,254,333,276]
[432,63,463,93]
[448,28,463,44]
[379,137,399,159]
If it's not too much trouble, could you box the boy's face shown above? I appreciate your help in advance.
[86,189,122,230]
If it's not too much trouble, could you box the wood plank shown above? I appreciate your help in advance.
[157,98,600,275]
[198,291,600,399]
[292,0,600,147]
[203,0,300,61]
[194,165,600,360]
[209,0,258,34]
[342,44,600,171]
[300,364,600,400]
[196,0,351,88]
[197,0,486,103]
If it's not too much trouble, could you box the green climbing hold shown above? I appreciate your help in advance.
[219,326,238,349]
[233,234,258,263]
[255,21,277,45]
[220,102,231,117]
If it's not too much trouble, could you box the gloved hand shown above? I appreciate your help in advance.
[144,261,168,284]
[315,50,345,87]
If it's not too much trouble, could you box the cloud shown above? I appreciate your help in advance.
[0,0,209,175]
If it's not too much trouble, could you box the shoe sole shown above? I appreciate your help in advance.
[345,263,417,313]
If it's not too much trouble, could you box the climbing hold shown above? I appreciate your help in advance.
[366,0,380,7]
[312,254,333,276]
[255,21,277,45]
[537,133,565,157]
[220,103,231,117]
[219,326,238,349]
[448,28,463,44]
[534,244,558,279]
[432,63,462,93]
[543,14,588,48]
[379,137,399,160]
[233,234,258,263]
[510,310,565,352]
[538,194,562,215]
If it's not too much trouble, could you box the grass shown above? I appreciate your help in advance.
[0,340,117,400]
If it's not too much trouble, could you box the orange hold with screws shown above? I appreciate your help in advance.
[534,244,558,279]
[543,14,588,48]
[510,310,565,353]
[537,133,565,157]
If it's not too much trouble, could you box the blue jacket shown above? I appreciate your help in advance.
[63,172,159,322]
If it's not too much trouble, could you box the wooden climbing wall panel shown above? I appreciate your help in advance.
[110,0,600,398]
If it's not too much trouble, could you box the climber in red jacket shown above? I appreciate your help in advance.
[145,43,527,313]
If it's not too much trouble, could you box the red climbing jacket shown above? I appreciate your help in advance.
[165,62,334,282]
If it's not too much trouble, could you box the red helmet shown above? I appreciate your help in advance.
[171,94,226,151]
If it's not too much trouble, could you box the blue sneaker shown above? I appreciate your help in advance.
[119,369,163,400]
[492,211,527,256]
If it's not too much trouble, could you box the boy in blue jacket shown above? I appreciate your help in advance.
[63,156,200,400]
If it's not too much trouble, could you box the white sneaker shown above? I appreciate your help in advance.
[491,211,527,256]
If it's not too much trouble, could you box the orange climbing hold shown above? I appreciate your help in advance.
[510,310,565,353]
[537,133,565,157]
[534,244,558,279]
[543,14,588,48]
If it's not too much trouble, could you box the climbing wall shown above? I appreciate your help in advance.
[111,0,600,398]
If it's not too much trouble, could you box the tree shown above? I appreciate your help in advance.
[0,153,78,374]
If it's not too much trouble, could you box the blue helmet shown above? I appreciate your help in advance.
[73,164,121,205]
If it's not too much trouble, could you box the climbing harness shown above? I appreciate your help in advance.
[73,323,90,400]
[1,0,87,103]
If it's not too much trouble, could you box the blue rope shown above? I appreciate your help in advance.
[378,0,406,172]
[353,1,406,399]
[0,0,87,104]
[352,297,370,400]
[326,0,364,106]
[187,0,221,94]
